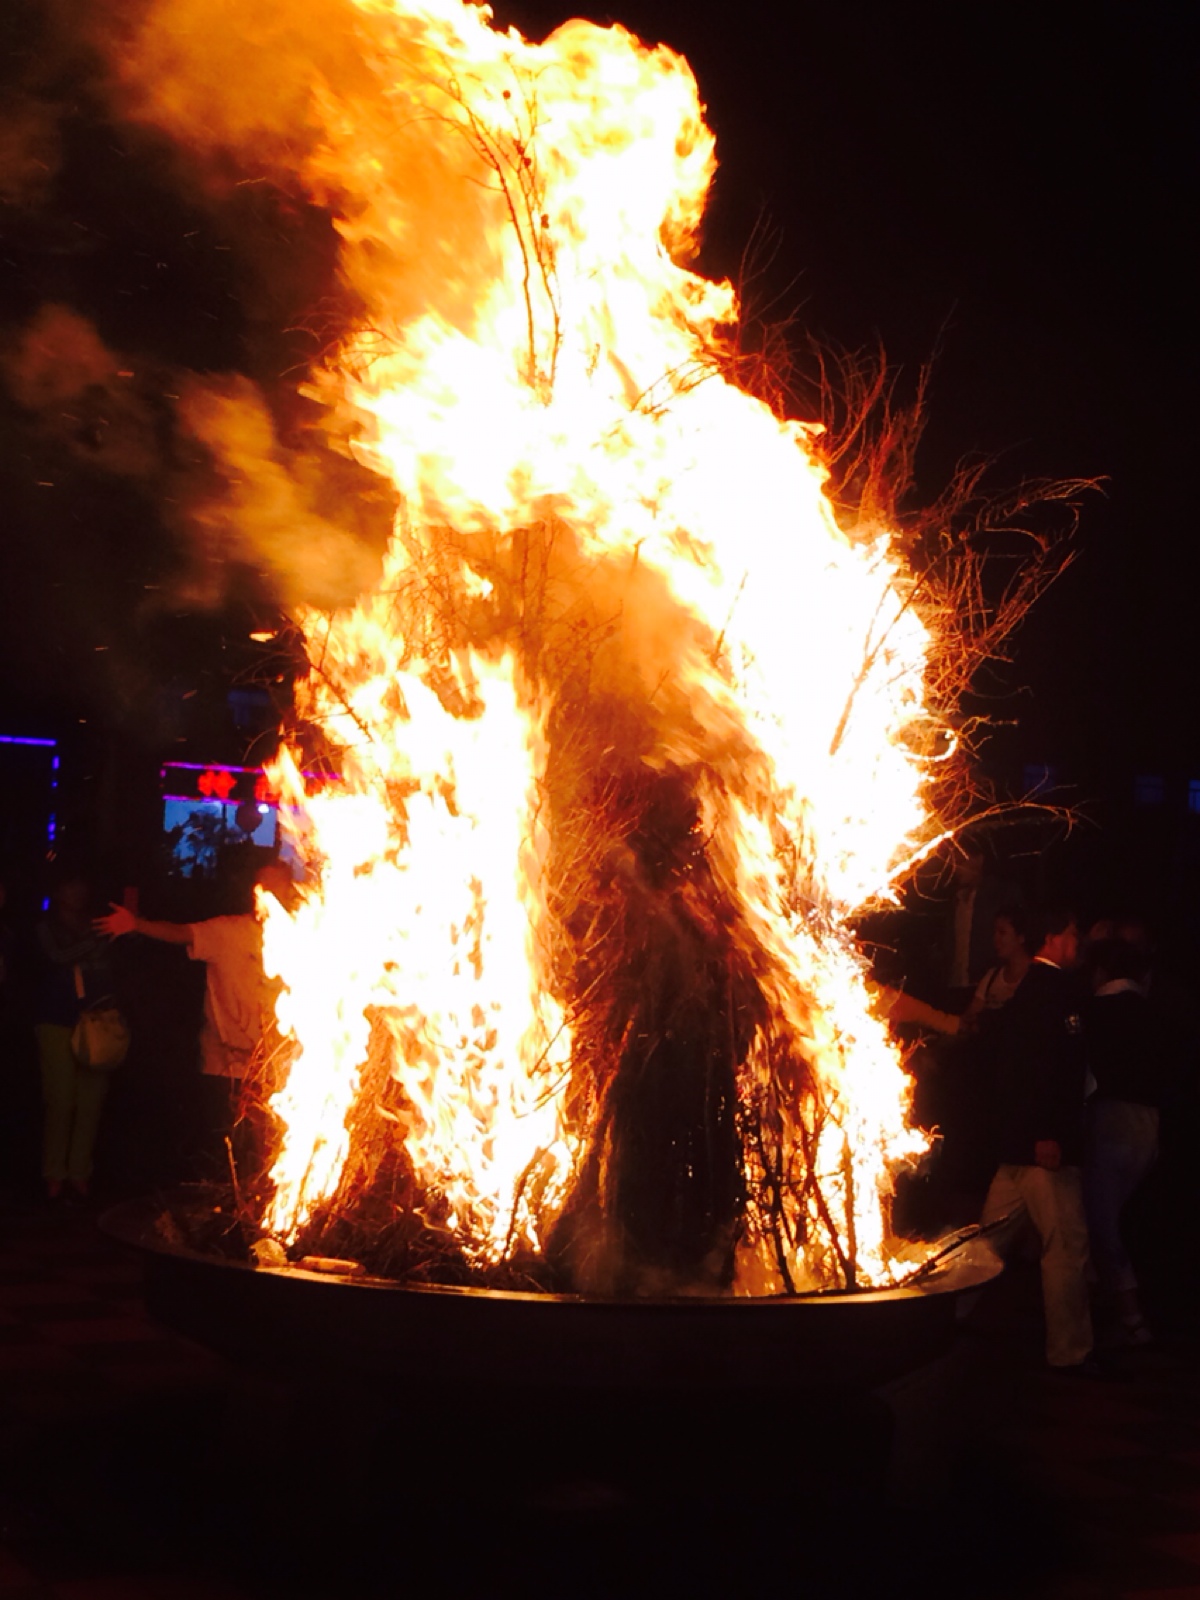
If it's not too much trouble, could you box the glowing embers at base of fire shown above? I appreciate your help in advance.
[260,661,573,1259]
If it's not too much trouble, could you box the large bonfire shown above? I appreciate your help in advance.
[112,0,1035,1296]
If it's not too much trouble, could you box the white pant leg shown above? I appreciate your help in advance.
[981,1165,1026,1230]
[1018,1164,1094,1367]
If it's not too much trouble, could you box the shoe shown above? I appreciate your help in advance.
[1116,1317,1152,1348]
[1099,1314,1154,1350]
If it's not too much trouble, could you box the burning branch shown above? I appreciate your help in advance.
[436,69,562,400]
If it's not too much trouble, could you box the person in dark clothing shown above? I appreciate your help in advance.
[0,873,35,1196]
[1083,937,1165,1346]
[981,908,1094,1370]
[33,876,115,1200]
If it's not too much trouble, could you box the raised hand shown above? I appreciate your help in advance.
[94,903,137,939]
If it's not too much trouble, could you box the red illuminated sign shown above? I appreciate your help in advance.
[197,767,236,800]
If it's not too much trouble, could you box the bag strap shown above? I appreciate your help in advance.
[73,964,85,1003]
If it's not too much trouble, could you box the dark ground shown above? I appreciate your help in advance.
[1,1196,1199,1600]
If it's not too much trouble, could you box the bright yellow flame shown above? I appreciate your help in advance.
[141,0,955,1287]
[260,667,573,1257]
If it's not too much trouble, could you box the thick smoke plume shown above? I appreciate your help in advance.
[1,303,163,482]
[0,0,395,623]
[174,376,384,610]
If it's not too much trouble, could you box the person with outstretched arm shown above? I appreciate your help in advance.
[94,862,293,1174]
[980,908,1095,1374]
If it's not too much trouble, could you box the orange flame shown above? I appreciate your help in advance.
[120,0,950,1289]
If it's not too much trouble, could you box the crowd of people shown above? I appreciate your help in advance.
[0,848,1195,1379]
[0,858,287,1207]
[885,885,1193,1376]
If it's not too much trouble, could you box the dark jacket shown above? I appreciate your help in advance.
[33,917,112,1028]
[1083,988,1166,1109]
[993,959,1088,1166]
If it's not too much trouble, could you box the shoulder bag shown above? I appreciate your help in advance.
[71,965,131,1071]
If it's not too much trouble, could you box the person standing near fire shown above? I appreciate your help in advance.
[980,907,1096,1373]
[94,861,294,1174]
[33,875,116,1201]
[950,847,1023,989]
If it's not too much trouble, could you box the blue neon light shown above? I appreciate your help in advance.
[1,734,61,860]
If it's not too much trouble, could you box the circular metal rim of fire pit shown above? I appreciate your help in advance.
[101,1195,1002,1392]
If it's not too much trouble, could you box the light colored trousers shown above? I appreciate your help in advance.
[1084,1099,1159,1295]
[36,1022,110,1184]
[982,1162,1093,1367]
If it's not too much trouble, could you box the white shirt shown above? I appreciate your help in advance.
[188,915,276,1077]
[974,963,1024,1009]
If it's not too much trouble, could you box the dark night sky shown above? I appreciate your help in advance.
[2,0,1195,799]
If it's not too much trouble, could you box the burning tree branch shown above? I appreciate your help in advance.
[435,68,562,400]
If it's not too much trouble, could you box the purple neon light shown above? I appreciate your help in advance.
[160,761,334,784]
[160,760,255,775]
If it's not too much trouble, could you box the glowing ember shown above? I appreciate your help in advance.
[118,0,955,1293]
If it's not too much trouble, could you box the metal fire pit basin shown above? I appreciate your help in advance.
[101,1194,1001,1393]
